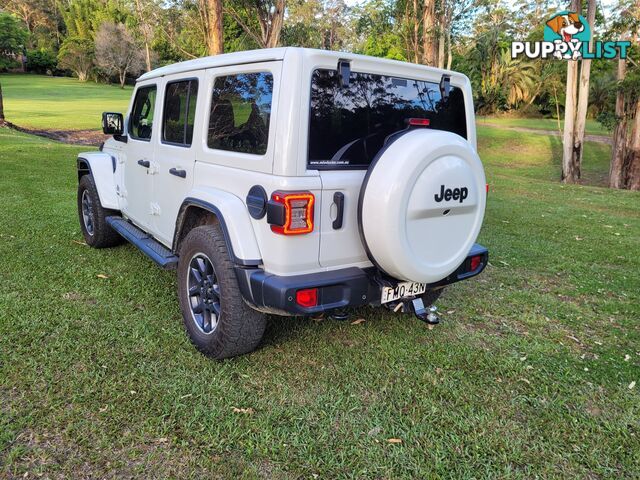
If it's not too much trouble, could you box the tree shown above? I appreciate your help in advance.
[132,0,159,70]
[57,37,94,81]
[607,0,640,190]
[196,0,223,55]
[560,0,582,184]
[225,0,286,49]
[0,82,6,125]
[0,13,29,71]
[95,21,146,88]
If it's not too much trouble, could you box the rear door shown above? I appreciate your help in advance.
[309,67,469,269]
[152,73,202,246]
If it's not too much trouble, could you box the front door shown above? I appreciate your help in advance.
[123,84,158,231]
[152,74,202,246]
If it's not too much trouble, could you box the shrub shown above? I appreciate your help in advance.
[27,48,57,74]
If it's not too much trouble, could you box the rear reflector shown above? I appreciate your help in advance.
[486,183,490,194]
[296,288,318,307]
[407,118,431,127]
[269,191,315,235]
[470,255,482,271]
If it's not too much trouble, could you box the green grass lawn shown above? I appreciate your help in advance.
[0,74,131,131]
[477,116,610,136]
[1,124,638,478]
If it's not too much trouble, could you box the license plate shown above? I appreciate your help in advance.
[381,281,427,304]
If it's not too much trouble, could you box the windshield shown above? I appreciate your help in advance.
[308,69,467,169]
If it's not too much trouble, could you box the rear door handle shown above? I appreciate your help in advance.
[137,159,150,168]
[169,168,186,178]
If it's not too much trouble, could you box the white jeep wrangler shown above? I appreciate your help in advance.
[77,48,488,359]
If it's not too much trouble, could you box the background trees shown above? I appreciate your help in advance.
[0,0,638,188]
[95,22,146,88]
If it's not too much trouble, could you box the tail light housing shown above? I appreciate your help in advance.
[295,288,318,307]
[267,191,315,235]
[470,255,482,272]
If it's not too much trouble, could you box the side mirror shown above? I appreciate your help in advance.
[102,112,124,136]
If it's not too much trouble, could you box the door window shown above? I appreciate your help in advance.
[207,72,273,155]
[162,79,199,146]
[129,85,157,141]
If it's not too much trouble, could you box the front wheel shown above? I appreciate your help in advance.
[77,174,122,248]
[177,224,266,359]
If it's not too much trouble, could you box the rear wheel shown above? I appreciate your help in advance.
[77,174,122,248]
[177,224,266,359]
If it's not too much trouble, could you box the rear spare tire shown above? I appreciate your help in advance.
[358,129,486,283]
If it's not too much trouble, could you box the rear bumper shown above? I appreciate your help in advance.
[237,243,488,316]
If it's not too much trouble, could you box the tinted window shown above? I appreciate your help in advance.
[163,80,198,146]
[129,85,156,141]
[207,72,273,155]
[308,69,467,169]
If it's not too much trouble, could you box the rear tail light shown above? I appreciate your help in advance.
[486,183,490,194]
[296,288,318,307]
[470,255,482,271]
[267,191,315,235]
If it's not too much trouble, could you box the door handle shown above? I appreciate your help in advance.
[169,168,186,178]
[332,192,344,229]
[137,159,150,168]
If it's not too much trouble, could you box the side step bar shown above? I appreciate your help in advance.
[106,216,178,270]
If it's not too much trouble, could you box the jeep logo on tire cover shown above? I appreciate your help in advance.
[434,185,468,203]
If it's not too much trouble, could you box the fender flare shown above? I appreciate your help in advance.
[77,153,119,210]
[173,194,262,267]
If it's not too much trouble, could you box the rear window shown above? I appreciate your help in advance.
[308,69,467,169]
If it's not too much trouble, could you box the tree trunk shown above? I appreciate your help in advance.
[207,0,223,55]
[0,82,5,124]
[561,0,582,183]
[421,0,437,65]
[624,100,640,190]
[446,27,452,70]
[145,43,152,72]
[572,0,596,179]
[609,58,627,188]
[265,0,286,48]
[119,71,126,89]
[413,0,419,63]
[438,27,446,69]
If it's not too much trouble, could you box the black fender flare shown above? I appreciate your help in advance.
[173,197,262,267]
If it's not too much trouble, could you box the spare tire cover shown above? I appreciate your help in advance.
[358,129,486,283]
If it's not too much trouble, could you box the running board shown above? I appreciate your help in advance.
[106,216,178,270]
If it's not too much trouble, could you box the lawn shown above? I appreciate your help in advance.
[0,74,131,131]
[477,116,610,136]
[1,95,639,476]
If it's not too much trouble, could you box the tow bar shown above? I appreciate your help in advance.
[411,298,440,325]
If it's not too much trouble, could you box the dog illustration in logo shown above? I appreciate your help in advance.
[546,13,585,59]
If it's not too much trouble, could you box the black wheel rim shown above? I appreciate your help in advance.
[81,189,95,236]
[187,253,220,335]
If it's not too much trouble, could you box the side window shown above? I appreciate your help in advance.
[129,85,156,141]
[207,72,273,155]
[162,79,199,146]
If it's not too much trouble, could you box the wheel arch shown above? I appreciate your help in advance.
[77,153,119,210]
[173,196,262,267]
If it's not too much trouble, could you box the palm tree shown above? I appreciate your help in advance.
[498,51,537,108]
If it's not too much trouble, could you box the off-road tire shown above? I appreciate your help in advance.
[177,224,266,359]
[421,287,444,307]
[77,174,122,248]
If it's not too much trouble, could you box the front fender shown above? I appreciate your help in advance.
[176,188,262,266]
[77,152,119,210]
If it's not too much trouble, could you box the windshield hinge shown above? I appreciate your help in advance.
[439,74,451,102]
[337,59,351,88]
